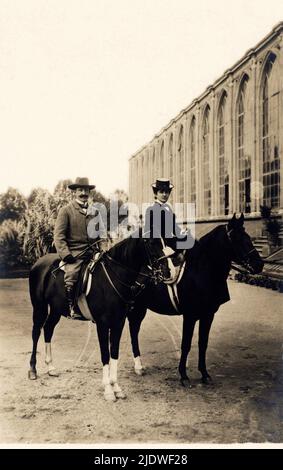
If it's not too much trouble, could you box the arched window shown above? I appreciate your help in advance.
[160,140,164,177]
[262,53,280,208]
[177,125,184,202]
[134,159,138,202]
[237,77,251,213]
[168,133,174,184]
[218,93,229,215]
[202,107,211,216]
[189,117,196,204]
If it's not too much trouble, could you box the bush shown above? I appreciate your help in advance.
[0,219,26,269]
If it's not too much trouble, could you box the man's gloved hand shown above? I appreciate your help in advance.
[63,254,76,264]
[176,252,185,263]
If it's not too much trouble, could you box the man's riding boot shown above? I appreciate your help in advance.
[65,286,81,320]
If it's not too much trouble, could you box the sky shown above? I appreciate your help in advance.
[0,0,282,198]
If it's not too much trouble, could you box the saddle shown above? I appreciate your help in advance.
[159,247,186,284]
[59,252,102,321]
[158,247,187,314]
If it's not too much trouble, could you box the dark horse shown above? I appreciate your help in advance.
[28,232,152,401]
[127,214,264,386]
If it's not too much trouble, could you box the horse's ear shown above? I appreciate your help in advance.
[228,213,236,229]
[239,212,244,225]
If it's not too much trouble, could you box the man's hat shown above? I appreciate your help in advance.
[151,178,174,191]
[68,177,95,190]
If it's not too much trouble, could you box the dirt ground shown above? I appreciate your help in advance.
[0,278,282,446]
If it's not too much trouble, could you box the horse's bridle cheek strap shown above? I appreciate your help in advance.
[226,225,257,264]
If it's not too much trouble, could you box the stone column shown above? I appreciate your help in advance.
[249,56,259,214]
[254,53,266,215]
[164,132,168,180]
[184,113,189,204]
[210,90,217,218]
[225,75,234,217]
[231,75,239,214]
[172,123,177,206]
[195,104,201,219]
[278,33,283,212]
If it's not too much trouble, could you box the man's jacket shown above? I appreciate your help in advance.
[54,201,105,260]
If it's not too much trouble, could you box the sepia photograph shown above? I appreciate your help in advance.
[0,0,282,455]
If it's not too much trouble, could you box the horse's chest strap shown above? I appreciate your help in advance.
[101,261,135,306]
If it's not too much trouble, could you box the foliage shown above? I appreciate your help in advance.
[260,205,280,247]
[23,188,56,264]
[0,182,128,270]
[260,205,271,219]
[0,188,27,223]
[234,272,280,291]
[0,219,26,269]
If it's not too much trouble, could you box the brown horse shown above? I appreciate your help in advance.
[127,214,264,386]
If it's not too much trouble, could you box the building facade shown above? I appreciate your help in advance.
[129,23,283,238]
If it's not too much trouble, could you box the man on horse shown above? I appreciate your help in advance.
[143,178,188,269]
[54,177,105,319]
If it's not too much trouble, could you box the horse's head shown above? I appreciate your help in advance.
[226,213,264,274]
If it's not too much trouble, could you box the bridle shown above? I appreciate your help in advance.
[226,225,257,273]
[97,238,163,307]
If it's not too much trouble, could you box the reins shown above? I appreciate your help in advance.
[226,225,261,274]
[98,240,157,306]
[104,253,152,279]
[100,261,136,306]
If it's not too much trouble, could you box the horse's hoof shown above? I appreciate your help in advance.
[28,370,37,380]
[104,392,117,402]
[201,375,213,385]
[48,369,59,377]
[114,390,127,399]
[134,367,145,376]
[180,378,192,389]
[201,372,213,385]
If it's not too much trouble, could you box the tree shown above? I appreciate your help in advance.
[0,219,26,269]
[23,188,56,263]
[52,179,73,210]
[260,205,280,248]
[0,188,27,223]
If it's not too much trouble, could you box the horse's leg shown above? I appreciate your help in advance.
[127,306,147,376]
[43,309,61,377]
[109,318,127,399]
[178,315,196,388]
[198,313,214,384]
[96,322,116,402]
[28,304,48,380]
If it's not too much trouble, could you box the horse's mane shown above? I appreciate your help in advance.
[199,225,224,245]
[186,224,229,276]
[107,229,142,264]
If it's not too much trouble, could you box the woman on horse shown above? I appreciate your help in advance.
[143,178,187,267]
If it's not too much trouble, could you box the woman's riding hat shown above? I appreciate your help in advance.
[151,178,174,191]
[68,177,95,190]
